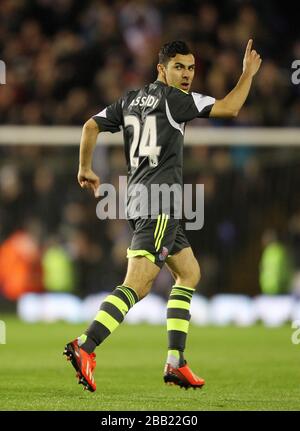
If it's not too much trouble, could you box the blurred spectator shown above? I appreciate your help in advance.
[42,236,75,293]
[0,226,43,300]
[32,165,62,235]
[0,165,26,238]
[259,229,293,295]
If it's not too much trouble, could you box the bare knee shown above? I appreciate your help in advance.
[124,279,153,300]
[175,258,201,289]
[123,256,160,300]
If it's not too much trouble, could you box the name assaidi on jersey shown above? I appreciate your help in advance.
[129,95,159,110]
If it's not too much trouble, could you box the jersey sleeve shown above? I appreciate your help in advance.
[166,88,215,123]
[92,98,123,133]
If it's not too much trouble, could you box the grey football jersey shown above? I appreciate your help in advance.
[93,80,215,218]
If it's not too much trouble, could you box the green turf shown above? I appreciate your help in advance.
[0,315,299,410]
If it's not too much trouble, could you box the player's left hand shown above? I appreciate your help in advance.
[77,167,100,198]
[242,39,262,77]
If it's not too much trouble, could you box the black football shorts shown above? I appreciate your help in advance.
[127,213,190,268]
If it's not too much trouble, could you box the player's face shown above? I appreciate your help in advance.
[165,54,195,92]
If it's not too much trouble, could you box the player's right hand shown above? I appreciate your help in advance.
[77,167,100,198]
[242,39,262,77]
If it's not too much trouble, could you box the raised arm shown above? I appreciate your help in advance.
[209,39,262,118]
[78,118,100,197]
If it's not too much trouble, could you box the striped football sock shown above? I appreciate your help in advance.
[166,285,195,367]
[79,285,139,353]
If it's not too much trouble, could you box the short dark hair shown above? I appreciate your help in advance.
[158,41,192,66]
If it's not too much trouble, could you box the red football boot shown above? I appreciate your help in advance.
[63,339,96,392]
[164,361,205,390]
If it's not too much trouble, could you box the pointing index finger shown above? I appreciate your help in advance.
[245,39,253,55]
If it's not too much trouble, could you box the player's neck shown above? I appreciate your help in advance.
[157,75,168,86]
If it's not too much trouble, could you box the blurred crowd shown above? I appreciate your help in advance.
[0,144,300,302]
[0,0,299,126]
[0,0,300,303]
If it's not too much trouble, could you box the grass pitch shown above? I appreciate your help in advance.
[0,315,299,411]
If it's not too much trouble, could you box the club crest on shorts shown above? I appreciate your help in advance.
[159,246,169,261]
